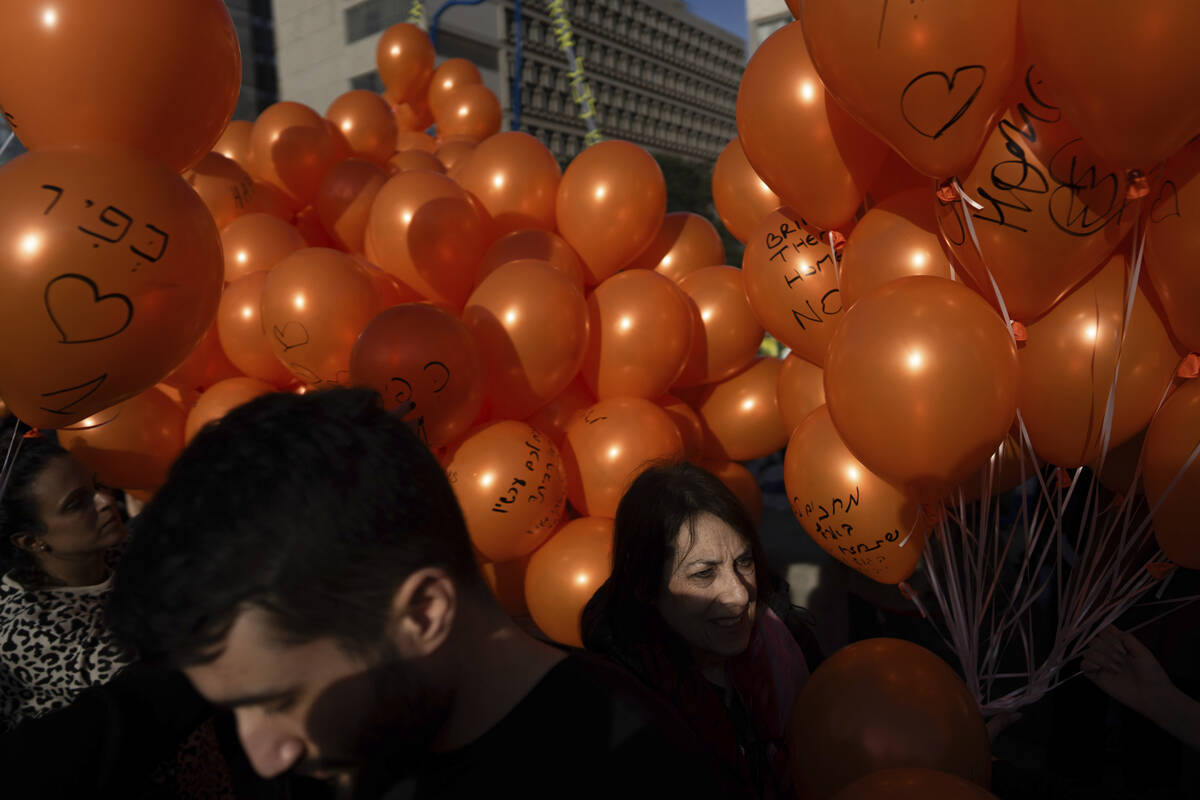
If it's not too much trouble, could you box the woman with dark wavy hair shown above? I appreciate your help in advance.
[582,462,816,799]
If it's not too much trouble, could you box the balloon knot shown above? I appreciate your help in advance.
[1125,170,1150,200]
[1010,321,1028,342]
[21,428,43,440]
[897,581,927,618]
[1055,468,1072,489]
[829,231,847,252]
[1177,353,1200,379]
[936,180,959,203]
[1146,561,1176,581]
[919,502,942,527]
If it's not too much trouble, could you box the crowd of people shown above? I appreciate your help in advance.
[0,388,1196,799]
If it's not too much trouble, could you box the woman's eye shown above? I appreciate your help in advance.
[264,697,296,716]
[736,557,754,569]
[691,568,715,580]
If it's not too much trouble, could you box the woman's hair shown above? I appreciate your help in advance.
[581,461,779,672]
[0,418,68,585]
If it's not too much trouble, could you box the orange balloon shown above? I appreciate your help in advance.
[955,432,1035,505]
[742,208,845,366]
[1089,428,1145,497]
[435,136,478,172]
[463,261,590,420]
[867,150,931,204]
[446,422,568,562]
[220,212,306,282]
[427,58,483,113]
[1146,138,1200,352]
[455,132,561,237]
[561,397,684,518]
[480,553,532,617]
[1018,255,1180,468]
[395,130,438,154]
[1144,377,1200,568]
[184,152,257,230]
[161,321,242,395]
[525,517,614,647]
[292,206,337,249]
[778,354,826,436]
[432,84,501,142]
[700,459,764,527]
[366,170,486,309]
[0,146,224,429]
[658,395,705,462]
[673,266,763,388]
[789,638,992,800]
[825,276,1018,502]
[477,229,585,291]
[936,65,1135,323]
[682,358,788,462]
[315,159,388,255]
[214,120,255,172]
[324,90,398,167]
[556,141,667,285]
[626,212,725,284]
[802,0,1018,179]
[832,768,999,800]
[216,272,297,387]
[246,180,295,221]
[260,248,377,386]
[184,376,275,443]
[580,270,693,400]
[393,94,435,133]
[356,259,426,309]
[842,188,955,309]
[58,386,185,491]
[249,102,340,211]
[784,0,800,18]
[376,23,435,104]
[349,303,484,447]
[711,138,782,244]
[387,149,445,175]
[737,21,887,230]
[0,0,240,172]
[525,377,595,446]
[784,406,926,584]
[1022,2,1200,170]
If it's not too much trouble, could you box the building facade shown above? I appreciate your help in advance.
[227,0,282,120]
[271,0,743,163]
[746,0,791,53]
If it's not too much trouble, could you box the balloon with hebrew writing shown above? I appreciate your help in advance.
[561,397,684,519]
[742,208,844,366]
[184,152,257,231]
[455,132,561,238]
[1022,1,1200,170]
[350,303,484,448]
[789,638,992,800]
[1146,137,1200,353]
[0,146,223,429]
[802,0,1018,179]
[1144,377,1200,569]
[58,386,185,492]
[324,90,397,167]
[737,21,887,231]
[840,188,954,309]
[784,406,926,584]
[1018,255,1180,469]
[260,248,377,387]
[376,23,434,104]
[824,276,1018,503]
[556,140,667,285]
[0,0,240,173]
[935,63,1134,323]
[525,516,614,647]
[446,421,567,563]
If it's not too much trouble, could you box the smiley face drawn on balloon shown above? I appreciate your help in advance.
[388,360,452,445]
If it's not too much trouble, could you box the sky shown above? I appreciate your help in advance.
[685,0,748,46]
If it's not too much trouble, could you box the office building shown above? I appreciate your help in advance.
[746,0,791,53]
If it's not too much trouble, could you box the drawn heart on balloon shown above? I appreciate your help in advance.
[43,274,134,344]
[273,321,310,351]
[901,65,986,140]
[1150,180,1181,224]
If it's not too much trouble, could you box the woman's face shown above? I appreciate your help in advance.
[26,455,126,558]
[657,513,757,665]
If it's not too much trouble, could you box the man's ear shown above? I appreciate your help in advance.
[388,567,457,659]
[10,532,38,555]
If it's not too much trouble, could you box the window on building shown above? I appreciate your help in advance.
[753,14,791,51]
[350,70,386,93]
[345,0,407,44]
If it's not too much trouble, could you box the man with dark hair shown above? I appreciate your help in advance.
[108,388,742,799]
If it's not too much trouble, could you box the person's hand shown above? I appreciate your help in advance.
[1081,626,1173,714]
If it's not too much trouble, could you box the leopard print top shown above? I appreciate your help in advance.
[0,570,130,733]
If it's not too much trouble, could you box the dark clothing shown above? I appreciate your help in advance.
[372,652,749,800]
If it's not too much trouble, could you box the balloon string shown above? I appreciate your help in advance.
[0,131,14,160]
[827,231,841,292]
[0,421,27,505]
[953,180,1017,346]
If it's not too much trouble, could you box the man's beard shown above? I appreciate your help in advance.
[296,641,453,796]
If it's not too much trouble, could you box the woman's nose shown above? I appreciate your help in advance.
[235,708,306,778]
[716,568,751,609]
